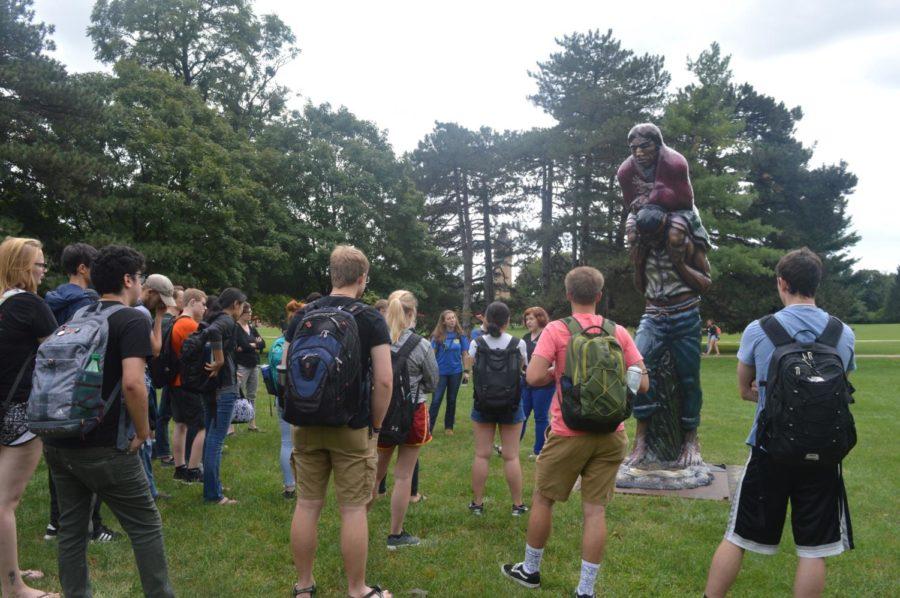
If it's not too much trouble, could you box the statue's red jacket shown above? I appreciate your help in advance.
[617,146,694,211]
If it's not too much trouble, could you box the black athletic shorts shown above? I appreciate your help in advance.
[170,387,205,429]
[725,448,853,558]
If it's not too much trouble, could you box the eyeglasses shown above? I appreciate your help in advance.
[34,262,49,270]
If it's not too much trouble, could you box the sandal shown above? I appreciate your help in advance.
[293,583,316,597]
[409,494,427,504]
[216,497,238,505]
[353,585,389,598]
[20,569,45,581]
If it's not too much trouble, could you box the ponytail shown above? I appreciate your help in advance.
[484,301,510,338]
[386,290,417,343]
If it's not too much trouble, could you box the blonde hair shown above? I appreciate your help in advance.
[386,290,417,343]
[430,309,464,344]
[0,237,42,293]
[183,288,207,307]
[330,245,369,288]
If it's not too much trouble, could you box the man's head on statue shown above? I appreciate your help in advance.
[628,123,664,168]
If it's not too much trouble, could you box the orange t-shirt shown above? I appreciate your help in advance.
[171,316,198,387]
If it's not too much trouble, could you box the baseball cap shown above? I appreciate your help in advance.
[145,274,176,307]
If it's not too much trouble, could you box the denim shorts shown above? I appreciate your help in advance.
[471,402,526,425]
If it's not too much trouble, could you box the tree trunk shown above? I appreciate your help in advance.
[481,181,494,304]
[457,169,474,330]
[540,161,553,295]
[579,157,591,264]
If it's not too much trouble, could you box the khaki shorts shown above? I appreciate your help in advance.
[291,426,377,506]
[535,429,628,505]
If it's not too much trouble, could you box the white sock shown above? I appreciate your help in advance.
[577,560,600,596]
[523,543,544,574]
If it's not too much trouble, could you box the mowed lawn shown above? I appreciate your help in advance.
[13,330,899,596]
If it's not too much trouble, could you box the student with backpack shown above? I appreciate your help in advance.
[428,309,470,434]
[43,242,120,543]
[188,287,247,505]
[283,245,394,598]
[704,248,856,598]
[266,299,302,499]
[501,266,648,597]
[467,301,529,517]
[152,285,183,465]
[373,290,438,549]
[169,289,208,483]
[0,237,59,598]
[38,244,175,598]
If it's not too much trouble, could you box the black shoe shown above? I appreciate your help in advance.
[187,467,203,483]
[283,488,297,500]
[91,524,120,543]
[574,592,595,598]
[512,503,529,517]
[174,465,188,481]
[468,501,484,516]
[387,530,421,550]
[501,562,540,589]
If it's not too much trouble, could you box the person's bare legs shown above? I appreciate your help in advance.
[499,424,524,505]
[187,429,205,470]
[581,501,608,563]
[793,557,825,598]
[0,440,53,598]
[704,539,745,598]
[471,423,495,505]
[371,447,394,508]
[172,423,187,468]
[341,504,391,598]
[290,498,323,596]
[525,492,554,549]
[390,447,420,535]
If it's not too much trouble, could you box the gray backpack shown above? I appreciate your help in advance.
[28,302,127,439]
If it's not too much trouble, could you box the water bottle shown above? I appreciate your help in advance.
[86,353,101,373]
[204,342,214,365]
[626,365,643,394]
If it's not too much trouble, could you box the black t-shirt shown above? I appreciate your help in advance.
[522,331,542,362]
[45,301,152,448]
[235,323,261,368]
[0,292,58,405]
[285,296,391,428]
[206,312,238,389]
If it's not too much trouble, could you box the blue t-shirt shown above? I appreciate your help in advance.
[431,332,470,375]
[737,304,856,446]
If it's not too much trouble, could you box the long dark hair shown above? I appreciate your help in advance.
[205,287,246,322]
[484,301,510,338]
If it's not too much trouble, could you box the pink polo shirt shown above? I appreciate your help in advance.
[532,313,643,437]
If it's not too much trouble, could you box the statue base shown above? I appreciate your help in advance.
[616,462,713,491]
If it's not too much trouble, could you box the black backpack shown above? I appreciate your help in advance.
[149,315,185,388]
[756,315,857,466]
[178,319,219,394]
[283,301,365,427]
[378,333,423,446]
[472,335,523,415]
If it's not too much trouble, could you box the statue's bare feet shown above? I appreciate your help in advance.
[624,420,649,467]
[676,431,703,468]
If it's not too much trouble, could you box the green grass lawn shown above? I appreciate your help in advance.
[14,333,899,596]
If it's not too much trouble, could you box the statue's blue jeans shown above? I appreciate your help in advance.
[632,305,702,430]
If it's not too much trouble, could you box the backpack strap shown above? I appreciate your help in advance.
[759,315,793,347]
[1,352,34,412]
[395,333,421,363]
[563,316,583,337]
[505,336,520,352]
[600,317,617,338]
[817,316,844,349]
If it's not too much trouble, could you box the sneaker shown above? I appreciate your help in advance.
[174,465,188,481]
[511,503,529,517]
[44,524,58,541]
[574,592,595,598]
[468,501,484,516]
[283,487,297,500]
[91,524,120,543]
[444,429,454,436]
[501,562,541,589]
[186,467,203,483]
[493,444,503,456]
[387,531,421,550]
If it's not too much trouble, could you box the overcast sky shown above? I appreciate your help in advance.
[34,0,900,272]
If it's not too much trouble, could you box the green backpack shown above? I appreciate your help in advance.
[559,317,630,433]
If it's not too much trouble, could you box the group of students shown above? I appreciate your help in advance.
[0,237,856,598]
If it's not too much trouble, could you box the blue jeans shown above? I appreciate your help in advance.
[139,440,159,499]
[202,392,237,502]
[520,382,555,454]
[633,306,703,430]
[277,407,295,488]
[152,387,172,459]
[429,372,463,431]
